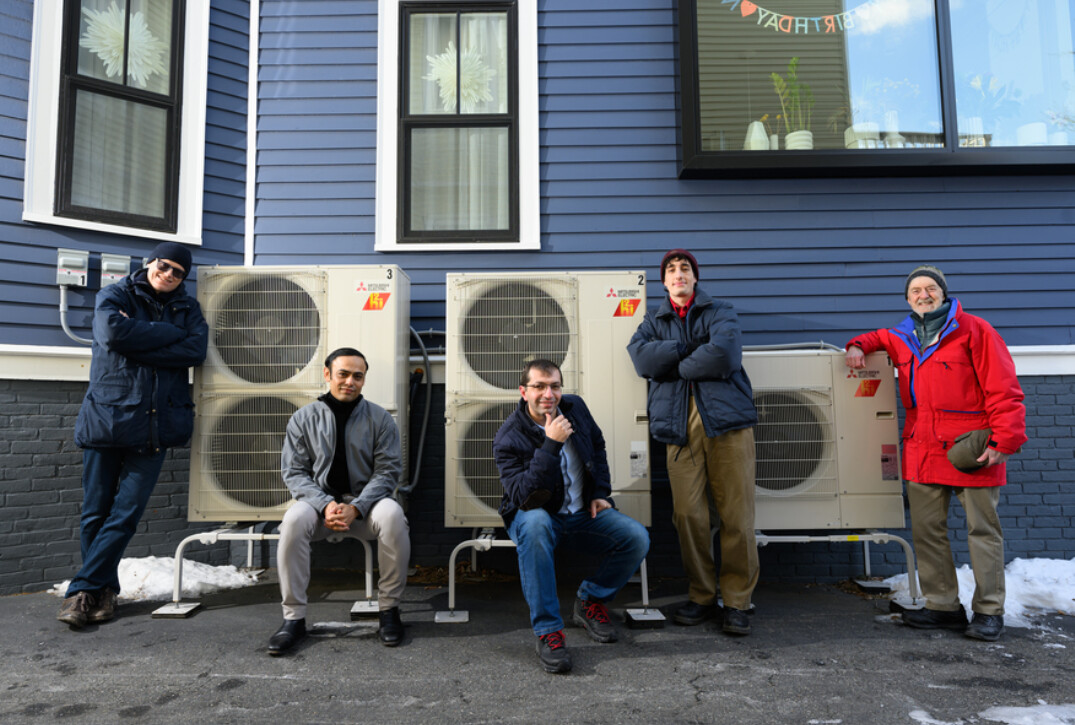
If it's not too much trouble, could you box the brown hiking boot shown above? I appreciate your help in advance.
[88,588,118,623]
[57,591,96,629]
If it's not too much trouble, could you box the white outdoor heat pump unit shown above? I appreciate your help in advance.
[444,271,651,528]
[743,349,904,531]
[187,265,411,522]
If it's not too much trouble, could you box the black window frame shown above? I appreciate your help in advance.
[676,0,1075,179]
[398,0,519,246]
[55,0,185,232]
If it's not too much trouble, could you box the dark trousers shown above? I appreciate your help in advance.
[66,447,167,597]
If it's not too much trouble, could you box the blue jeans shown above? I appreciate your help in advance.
[506,507,650,637]
[66,447,167,598]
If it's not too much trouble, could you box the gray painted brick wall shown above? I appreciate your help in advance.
[5,375,1072,595]
[0,380,229,595]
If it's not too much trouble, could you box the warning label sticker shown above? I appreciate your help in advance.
[363,292,390,311]
[855,380,881,397]
[613,299,641,317]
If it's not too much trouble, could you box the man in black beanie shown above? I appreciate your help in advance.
[58,243,207,629]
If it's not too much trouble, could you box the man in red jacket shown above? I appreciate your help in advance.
[846,265,1026,641]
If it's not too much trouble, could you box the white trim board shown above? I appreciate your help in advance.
[0,344,1068,383]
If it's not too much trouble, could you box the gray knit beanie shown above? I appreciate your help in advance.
[904,265,947,299]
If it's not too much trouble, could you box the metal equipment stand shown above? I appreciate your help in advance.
[754,531,921,601]
[434,528,665,625]
[151,527,377,618]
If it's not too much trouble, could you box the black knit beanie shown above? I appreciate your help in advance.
[149,242,192,275]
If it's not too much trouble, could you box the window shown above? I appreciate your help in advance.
[677,0,1075,177]
[376,0,538,251]
[24,0,209,243]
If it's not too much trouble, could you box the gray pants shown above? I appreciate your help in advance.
[278,498,411,620]
[907,482,1005,616]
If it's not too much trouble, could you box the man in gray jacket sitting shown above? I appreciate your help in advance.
[268,347,410,655]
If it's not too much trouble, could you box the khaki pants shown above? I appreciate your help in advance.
[907,481,1005,616]
[666,398,758,610]
[278,497,411,620]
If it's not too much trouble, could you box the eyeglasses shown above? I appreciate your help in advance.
[154,259,187,280]
[525,383,562,393]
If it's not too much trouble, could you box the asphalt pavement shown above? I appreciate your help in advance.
[2,570,1073,724]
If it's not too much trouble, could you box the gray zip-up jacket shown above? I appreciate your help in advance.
[280,396,401,518]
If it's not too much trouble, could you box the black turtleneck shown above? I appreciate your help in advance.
[318,392,360,498]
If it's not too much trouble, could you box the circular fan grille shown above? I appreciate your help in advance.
[213,276,321,384]
[461,282,571,390]
[208,396,296,508]
[754,390,827,494]
[459,401,519,510]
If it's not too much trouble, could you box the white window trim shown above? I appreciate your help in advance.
[23,0,210,246]
[375,0,539,252]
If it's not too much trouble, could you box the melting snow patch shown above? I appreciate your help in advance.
[887,557,1075,628]
[50,556,259,601]
[978,703,1075,725]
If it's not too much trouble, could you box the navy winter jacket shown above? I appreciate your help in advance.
[74,270,208,451]
[493,395,613,528]
[627,287,757,446]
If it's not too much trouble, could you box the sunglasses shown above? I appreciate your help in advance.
[154,259,187,280]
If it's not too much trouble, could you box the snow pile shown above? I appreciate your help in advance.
[51,556,259,601]
[886,557,1075,627]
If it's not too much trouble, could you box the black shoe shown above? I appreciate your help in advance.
[379,607,404,647]
[965,613,1004,642]
[673,600,715,626]
[536,630,572,674]
[722,607,751,636]
[267,618,306,656]
[901,607,968,631]
[572,598,618,643]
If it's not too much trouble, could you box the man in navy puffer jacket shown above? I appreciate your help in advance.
[493,359,649,673]
[59,242,207,629]
[627,249,758,635]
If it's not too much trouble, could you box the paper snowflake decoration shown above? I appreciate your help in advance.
[80,1,168,89]
[423,41,496,113]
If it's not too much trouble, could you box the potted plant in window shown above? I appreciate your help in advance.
[771,57,814,150]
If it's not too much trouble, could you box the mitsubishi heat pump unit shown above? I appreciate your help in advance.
[444,271,651,528]
[743,349,904,530]
[187,265,410,522]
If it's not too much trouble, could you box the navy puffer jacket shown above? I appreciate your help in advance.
[492,395,613,528]
[74,270,208,452]
[627,287,756,446]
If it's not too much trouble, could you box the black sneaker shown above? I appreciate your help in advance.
[965,613,1004,642]
[722,607,751,636]
[57,591,95,629]
[536,630,572,673]
[572,598,618,643]
[902,607,968,631]
[88,588,117,624]
[673,600,715,626]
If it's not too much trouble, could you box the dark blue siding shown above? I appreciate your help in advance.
[249,0,1075,347]
[0,0,248,347]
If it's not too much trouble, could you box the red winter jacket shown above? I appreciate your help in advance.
[847,300,1026,487]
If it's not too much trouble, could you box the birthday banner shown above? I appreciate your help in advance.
[718,0,865,34]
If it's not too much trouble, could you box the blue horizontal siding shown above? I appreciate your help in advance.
[246,0,1075,346]
[0,0,248,347]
